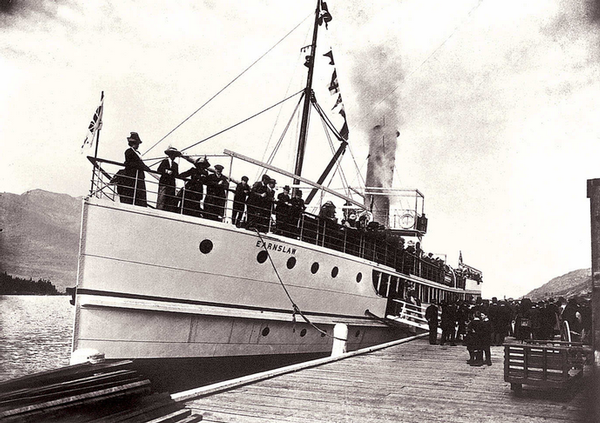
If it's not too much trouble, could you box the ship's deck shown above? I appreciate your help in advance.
[180,337,593,423]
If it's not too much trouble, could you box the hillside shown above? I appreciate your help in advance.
[0,190,82,292]
[525,268,592,301]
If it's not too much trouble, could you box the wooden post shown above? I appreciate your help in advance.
[586,178,600,418]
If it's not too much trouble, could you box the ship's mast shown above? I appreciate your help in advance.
[293,0,322,188]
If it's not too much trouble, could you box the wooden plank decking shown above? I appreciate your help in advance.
[184,338,593,423]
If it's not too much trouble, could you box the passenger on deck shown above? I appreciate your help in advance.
[319,201,337,222]
[232,176,250,227]
[204,164,229,221]
[342,213,358,229]
[357,211,370,230]
[156,147,180,212]
[275,185,292,235]
[289,189,306,237]
[120,132,151,207]
[178,156,210,218]
[266,178,277,218]
[247,174,271,233]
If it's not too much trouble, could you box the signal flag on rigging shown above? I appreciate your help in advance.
[81,91,104,150]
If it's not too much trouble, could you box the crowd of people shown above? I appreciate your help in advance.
[424,296,592,367]
[109,133,467,290]
[112,133,311,232]
[112,133,422,236]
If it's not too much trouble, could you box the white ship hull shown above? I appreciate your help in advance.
[71,198,412,368]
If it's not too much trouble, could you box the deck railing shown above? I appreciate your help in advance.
[387,299,429,329]
[88,157,450,286]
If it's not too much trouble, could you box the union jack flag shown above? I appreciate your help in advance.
[81,91,104,149]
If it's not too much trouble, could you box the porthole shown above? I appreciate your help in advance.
[356,272,362,283]
[287,257,297,269]
[199,239,213,254]
[355,330,360,338]
[331,266,339,278]
[311,262,319,274]
[262,327,270,336]
[300,328,307,337]
[257,250,268,264]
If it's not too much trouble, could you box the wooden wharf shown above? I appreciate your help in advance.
[0,360,202,422]
[180,336,593,423]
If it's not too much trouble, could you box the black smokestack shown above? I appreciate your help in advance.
[365,122,398,225]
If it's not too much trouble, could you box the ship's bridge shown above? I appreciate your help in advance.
[361,188,427,238]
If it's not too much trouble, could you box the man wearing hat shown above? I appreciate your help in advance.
[289,189,306,237]
[178,155,210,217]
[275,185,292,235]
[156,147,180,212]
[204,164,229,221]
[232,175,250,227]
[319,200,337,222]
[121,132,151,206]
[247,174,271,232]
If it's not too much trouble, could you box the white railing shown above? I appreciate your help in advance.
[390,299,427,327]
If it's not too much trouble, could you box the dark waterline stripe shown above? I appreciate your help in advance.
[76,288,374,322]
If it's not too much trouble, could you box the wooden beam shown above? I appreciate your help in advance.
[223,149,366,209]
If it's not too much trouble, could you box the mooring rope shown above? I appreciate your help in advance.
[253,229,346,341]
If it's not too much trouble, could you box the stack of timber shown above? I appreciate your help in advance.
[0,360,202,422]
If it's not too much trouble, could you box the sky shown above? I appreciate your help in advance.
[2,0,600,299]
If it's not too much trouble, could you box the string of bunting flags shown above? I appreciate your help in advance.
[318,2,349,141]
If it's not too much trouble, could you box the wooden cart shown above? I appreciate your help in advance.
[504,340,589,394]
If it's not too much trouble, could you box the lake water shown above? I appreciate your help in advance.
[0,295,74,382]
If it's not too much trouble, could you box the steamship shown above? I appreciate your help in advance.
[70,0,482,389]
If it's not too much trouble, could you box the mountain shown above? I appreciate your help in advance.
[524,268,592,301]
[0,190,82,292]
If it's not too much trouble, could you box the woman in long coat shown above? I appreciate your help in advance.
[178,156,210,217]
[120,132,151,207]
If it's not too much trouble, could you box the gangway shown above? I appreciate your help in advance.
[386,299,441,334]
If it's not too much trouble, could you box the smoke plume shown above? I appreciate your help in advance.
[352,44,404,223]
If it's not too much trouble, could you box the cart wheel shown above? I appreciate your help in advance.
[510,383,522,395]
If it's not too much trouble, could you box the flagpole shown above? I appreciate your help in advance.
[293,0,321,190]
[89,91,104,195]
[93,91,104,162]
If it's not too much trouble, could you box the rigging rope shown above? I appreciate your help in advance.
[253,229,346,341]
[264,94,305,168]
[142,13,312,157]
[179,90,304,154]
[259,24,311,169]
